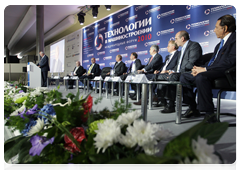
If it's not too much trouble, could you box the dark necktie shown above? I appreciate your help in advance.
[208,39,224,66]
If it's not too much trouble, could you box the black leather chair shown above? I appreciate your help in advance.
[212,66,236,125]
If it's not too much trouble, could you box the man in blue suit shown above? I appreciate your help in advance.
[37,51,50,87]
[180,15,236,123]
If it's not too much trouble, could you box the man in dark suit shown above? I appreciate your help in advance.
[180,15,236,123]
[79,58,100,89]
[120,52,142,99]
[106,54,126,95]
[133,44,163,105]
[146,40,179,106]
[37,51,50,87]
[137,44,163,74]
[155,31,202,113]
[68,61,86,89]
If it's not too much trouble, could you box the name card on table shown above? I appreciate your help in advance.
[53,76,60,79]
[72,76,79,80]
[131,74,149,83]
[125,75,135,82]
[93,76,103,81]
[63,76,69,80]
[112,76,122,82]
[104,76,112,82]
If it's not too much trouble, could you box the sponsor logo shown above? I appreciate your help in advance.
[207,5,233,15]
[109,62,115,66]
[99,63,105,67]
[83,60,89,63]
[170,14,191,24]
[121,53,128,58]
[160,47,168,53]
[145,6,161,15]
[157,10,175,19]
[104,18,113,24]
[103,56,112,60]
[94,34,104,51]
[97,51,106,56]
[200,42,209,47]
[186,20,209,30]
[157,28,174,36]
[144,40,160,47]
[204,9,211,15]
[95,58,99,61]
[135,5,148,11]
[98,27,106,33]
[126,15,138,22]
[204,30,215,36]
[125,44,137,50]
[87,54,94,58]
[110,48,119,53]
[125,60,132,65]
[118,11,129,18]
[136,50,148,55]
[92,24,100,29]
[110,21,120,28]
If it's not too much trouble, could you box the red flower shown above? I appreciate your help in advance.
[64,127,86,153]
[15,86,18,89]
[81,95,93,122]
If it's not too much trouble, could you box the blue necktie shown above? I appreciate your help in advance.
[128,61,134,73]
[208,39,224,66]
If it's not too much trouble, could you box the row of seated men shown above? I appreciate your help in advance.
[69,14,236,124]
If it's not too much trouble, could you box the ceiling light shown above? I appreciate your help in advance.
[91,5,100,18]
[105,5,111,10]
[77,12,86,25]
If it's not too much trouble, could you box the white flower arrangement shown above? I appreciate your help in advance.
[94,111,172,155]
[181,136,221,164]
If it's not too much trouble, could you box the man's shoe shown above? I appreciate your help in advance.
[182,108,201,118]
[203,114,219,124]
[152,96,158,102]
[133,100,141,105]
[68,86,73,89]
[160,105,175,113]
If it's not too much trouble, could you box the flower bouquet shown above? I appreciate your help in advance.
[4,81,229,164]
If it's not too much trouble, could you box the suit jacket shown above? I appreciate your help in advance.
[37,55,50,72]
[88,63,100,76]
[174,40,202,73]
[128,59,142,73]
[205,32,236,73]
[114,61,126,76]
[144,53,163,74]
[73,66,86,78]
[160,51,180,72]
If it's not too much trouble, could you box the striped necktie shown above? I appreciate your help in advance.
[88,64,93,74]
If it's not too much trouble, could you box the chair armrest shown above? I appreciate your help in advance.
[225,66,236,88]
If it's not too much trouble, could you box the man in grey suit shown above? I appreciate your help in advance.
[156,30,202,113]
[37,51,50,87]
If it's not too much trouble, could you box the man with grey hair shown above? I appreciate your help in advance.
[137,44,163,74]
[37,51,50,87]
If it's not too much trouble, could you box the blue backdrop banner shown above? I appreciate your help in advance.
[82,5,236,99]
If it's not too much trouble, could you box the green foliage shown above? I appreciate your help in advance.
[4,96,17,118]
[5,115,30,132]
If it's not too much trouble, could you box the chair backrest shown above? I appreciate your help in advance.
[101,67,112,78]
[202,53,214,65]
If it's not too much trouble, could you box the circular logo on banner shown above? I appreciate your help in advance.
[95,34,103,50]
[186,24,191,30]
[204,30,210,36]
[204,9,210,15]
[170,19,175,24]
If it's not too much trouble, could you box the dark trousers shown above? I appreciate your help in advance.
[41,71,48,87]
[79,75,94,86]
[180,71,225,112]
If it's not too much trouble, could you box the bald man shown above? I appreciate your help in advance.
[68,61,86,89]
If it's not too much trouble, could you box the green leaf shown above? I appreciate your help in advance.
[102,158,138,170]
[4,136,30,162]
